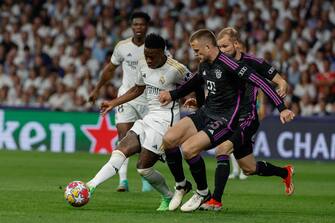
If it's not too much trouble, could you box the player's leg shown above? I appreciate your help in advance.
[137,148,173,211]
[86,131,141,193]
[115,103,152,192]
[229,154,239,179]
[201,126,243,211]
[180,130,213,212]
[163,117,198,211]
[116,122,133,192]
[237,153,294,195]
[199,140,233,211]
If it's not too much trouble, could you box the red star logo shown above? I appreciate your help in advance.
[81,115,118,154]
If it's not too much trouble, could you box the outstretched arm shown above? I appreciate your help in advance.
[272,74,288,98]
[219,52,294,123]
[159,72,204,106]
[100,85,145,116]
[89,63,118,103]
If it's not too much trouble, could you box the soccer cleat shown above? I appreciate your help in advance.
[199,198,222,211]
[180,191,211,212]
[283,165,294,196]
[239,171,248,180]
[156,196,172,211]
[169,180,192,211]
[141,177,153,192]
[228,172,238,179]
[87,184,96,197]
[117,179,129,192]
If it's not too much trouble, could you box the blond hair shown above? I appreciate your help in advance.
[217,27,241,43]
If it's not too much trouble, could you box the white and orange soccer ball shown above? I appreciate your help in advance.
[64,181,90,207]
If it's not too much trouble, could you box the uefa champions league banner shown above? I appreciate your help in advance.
[252,116,335,161]
[0,108,334,161]
[0,109,118,154]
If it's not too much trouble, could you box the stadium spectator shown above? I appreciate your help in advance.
[0,0,333,116]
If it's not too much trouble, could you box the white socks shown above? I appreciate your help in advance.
[230,154,239,175]
[87,150,126,187]
[176,179,186,187]
[118,158,129,182]
[137,167,172,198]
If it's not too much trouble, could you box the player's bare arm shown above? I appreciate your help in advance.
[89,62,118,103]
[272,73,288,98]
[100,85,146,116]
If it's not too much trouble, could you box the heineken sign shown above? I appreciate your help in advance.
[0,109,118,153]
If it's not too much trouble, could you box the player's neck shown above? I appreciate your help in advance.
[156,55,167,68]
[235,51,242,60]
[132,37,145,46]
[209,48,220,63]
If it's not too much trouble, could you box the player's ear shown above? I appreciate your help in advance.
[205,44,210,51]
[233,41,239,48]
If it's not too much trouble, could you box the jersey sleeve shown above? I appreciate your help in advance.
[170,72,204,101]
[110,43,123,66]
[242,54,278,80]
[218,53,286,112]
[135,62,145,86]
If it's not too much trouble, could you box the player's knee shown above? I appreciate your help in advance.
[215,144,231,157]
[163,131,177,149]
[241,166,256,175]
[181,146,196,160]
[215,141,234,157]
[137,167,154,177]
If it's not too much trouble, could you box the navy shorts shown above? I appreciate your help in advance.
[188,108,234,148]
[233,118,260,159]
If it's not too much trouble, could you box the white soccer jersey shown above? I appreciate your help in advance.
[111,37,146,105]
[135,57,191,134]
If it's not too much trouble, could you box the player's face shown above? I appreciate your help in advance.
[217,35,238,58]
[190,39,209,63]
[131,18,148,38]
[144,48,165,69]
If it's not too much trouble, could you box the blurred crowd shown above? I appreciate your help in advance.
[0,0,334,117]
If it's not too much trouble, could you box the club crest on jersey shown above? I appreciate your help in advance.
[202,70,206,76]
[127,53,132,57]
[159,75,166,85]
[214,69,222,79]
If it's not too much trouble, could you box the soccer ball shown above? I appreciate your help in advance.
[64,181,90,207]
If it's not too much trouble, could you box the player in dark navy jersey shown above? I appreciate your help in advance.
[197,27,295,211]
[158,29,295,212]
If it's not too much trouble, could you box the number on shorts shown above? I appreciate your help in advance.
[117,105,124,113]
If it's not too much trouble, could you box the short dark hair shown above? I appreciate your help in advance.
[130,11,151,23]
[145,33,166,50]
[189,29,217,46]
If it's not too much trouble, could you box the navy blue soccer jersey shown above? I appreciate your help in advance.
[170,51,285,130]
[238,53,279,119]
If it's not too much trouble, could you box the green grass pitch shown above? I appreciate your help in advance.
[0,150,334,223]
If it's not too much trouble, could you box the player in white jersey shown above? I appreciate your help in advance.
[86,33,192,211]
[88,12,152,192]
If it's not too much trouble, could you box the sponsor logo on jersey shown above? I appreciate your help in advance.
[268,66,275,74]
[238,66,248,77]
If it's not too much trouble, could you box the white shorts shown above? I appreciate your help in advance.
[115,102,148,124]
[130,116,170,155]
